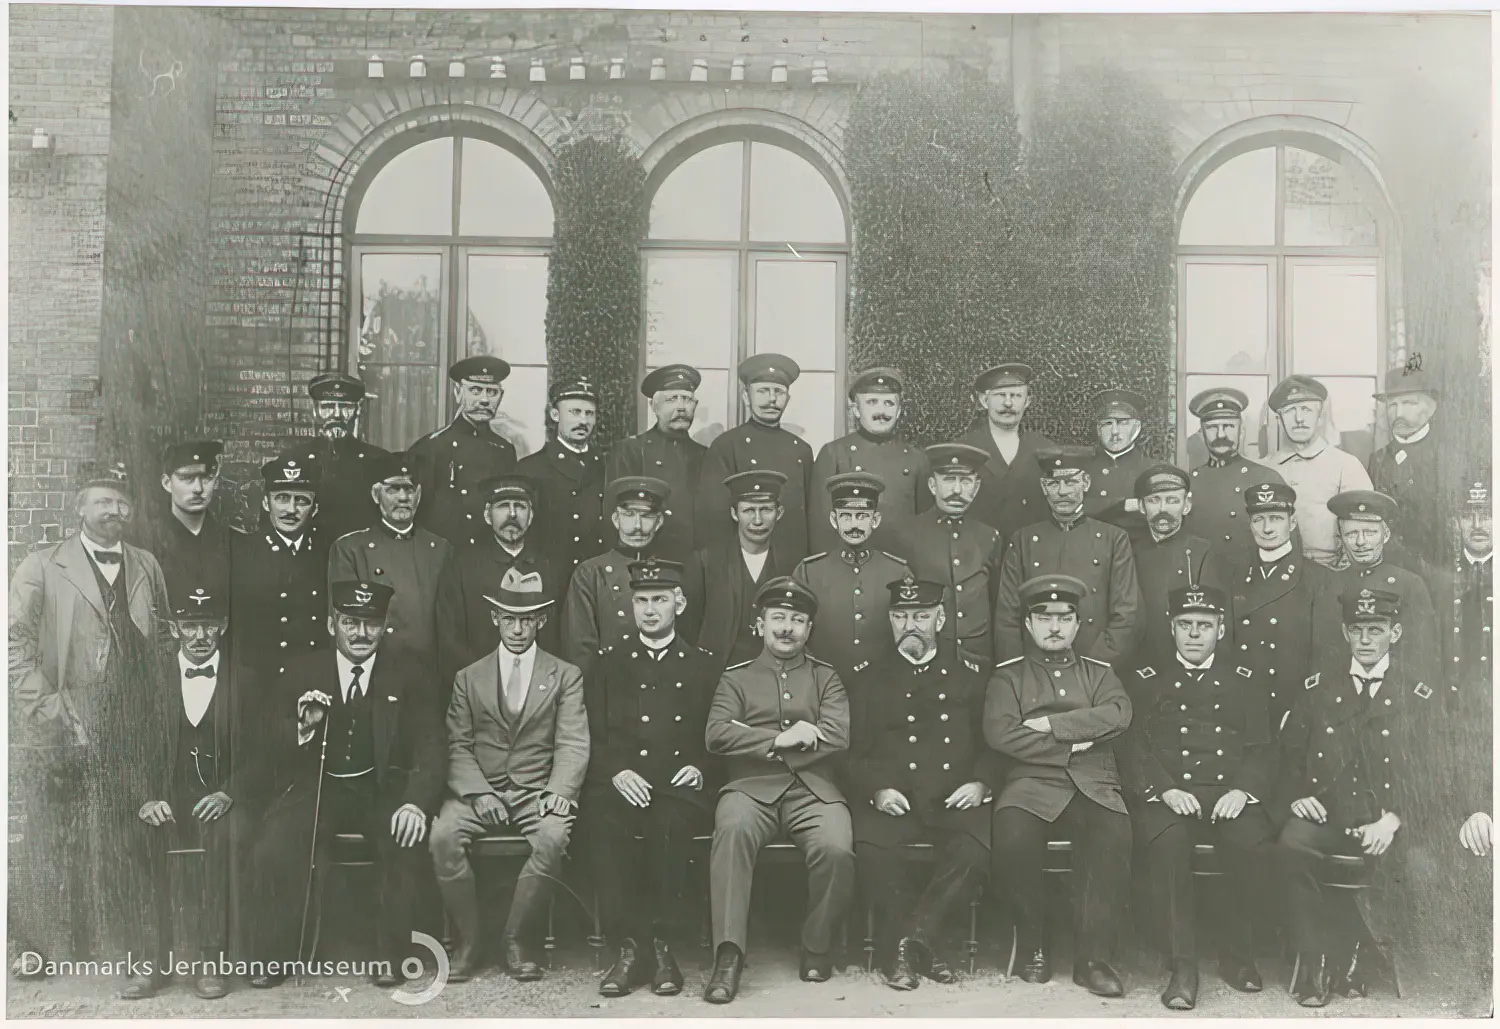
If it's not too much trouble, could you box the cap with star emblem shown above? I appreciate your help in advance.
[1168,585,1227,617]
[1460,476,1492,509]
[1035,446,1095,477]
[171,584,227,621]
[1244,481,1297,514]
[886,572,945,610]
[1188,387,1249,423]
[449,355,511,385]
[973,362,1033,393]
[331,579,395,619]
[1328,489,1397,525]
[925,442,989,476]
[1092,388,1146,421]
[725,469,787,504]
[261,455,320,492]
[1374,364,1440,399]
[76,459,133,495]
[848,367,904,398]
[483,567,554,614]
[640,364,702,397]
[753,575,819,616]
[307,371,366,404]
[607,476,670,512]
[481,473,535,506]
[1341,586,1401,624]
[826,470,886,511]
[162,440,224,476]
[738,353,800,387]
[371,451,418,487]
[1134,463,1190,499]
[1268,374,1328,410]
[1020,574,1087,612]
[628,557,685,591]
[549,379,598,405]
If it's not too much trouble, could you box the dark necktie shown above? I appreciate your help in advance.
[347,664,364,702]
[185,665,215,680]
[93,551,121,565]
[1354,675,1381,697]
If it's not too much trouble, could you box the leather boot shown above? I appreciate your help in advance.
[704,942,744,1004]
[1292,952,1332,1008]
[1017,940,1051,984]
[1160,959,1199,1010]
[652,938,684,996]
[438,874,483,983]
[799,947,833,983]
[1073,958,1125,997]
[119,973,167,1000]
[599,939,653,997]
[886,937,925,991]
[1332,941,1369,998]
[502,874,550,982]
[193,974,228,1000]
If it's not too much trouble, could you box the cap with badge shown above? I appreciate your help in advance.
[307,371,366,404]
[371,451,418,486]
[926,442,989,476]
[628,556,685,591]
[162,440,224,475]
[1327,489,1397,525]
[549,379,598,405]
[331,579,395,619]
[724,469,787,504]
[1092,388,1146,421]
[1341,586,1401,624]
[738,353,800,387]
[1188,387,1250,423]
[1244,481,1297,514]
[607,476,670,512]
[483,567,554,614]
[1019,574,1087,612]
[887,572,945,610]
[1035,445,1095,477]
[1374,363,1440,399]
[481,473,535,506]
[641,364,702,397]
[754,575,819,616]
[1460,476,1492,509]
[172,585,228,621]
[1268,374,1328,410]
[1168,585,1227,617]
[973,362,1033,393]
[826,471,885,510]
[262,455,320,492]
[76,459,133,495]
[449,355,511,385]
[1134,463,1190,499]
[848,367,904,398]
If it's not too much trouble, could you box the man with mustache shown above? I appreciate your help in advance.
[409,356,518,547]
[153,439,231,601]
[276,372,389,542]
[1080,388,1155,540]
[793,471,910,687]
[1128,464,1234,659]
[958,363,1054,541]
[1183,388,1287,566]
[1442,474,1493,696]
[994,447,1140,665]
[1368,364,1450,566]
[696,354,816,563]
[562,476,670,678]
[1265,375,1373,568]
[901,443,1007,664]
[606,364,707,564]
[516,379,608,582]
[328,452,454,674]
[811,368,932,552]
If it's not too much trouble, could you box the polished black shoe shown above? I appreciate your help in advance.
[799,948,833,983]
[504,937,544,982]
[1291,952,1332,1008]
[1160,961,1198,1010]
[600,939,652,997]
[193,974,228,1000]
[119,974,167,1000]
[926,949,958,985]
[885,938,924,991]
[248,972,285,990]
[1331,942,1369,998]
[651,939,683,996]
[1073,958,1125,998]
[1221,959,1263,993]
[703,943,744,1004]
[1017,946,1051,984]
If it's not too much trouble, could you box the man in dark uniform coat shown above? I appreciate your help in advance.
[846,576,996,990]
[703,577,854,1003]
[811,367,932,552]
[959,363,1055,542]
[680,470,799,670]
[409,356,518,547]
[581,559,719,998]
[985,574,1133,997]
[1183,388,1286,565]
[1441,475,1493,702]
[606,364,707,564]
[1120,586,1274,1010]
[1369,364,1450,566]
[154,439,231,601]
[793,471,909,687]
[244,581,444,989]
[994,446,1140,665]
[516,379,608,582]
[276,372,389,542]
[1273,587,1432,1007]
[1080,388,1154,540]
[901,443,1006,663]
[696,354,816,563]
[1130,464,1235,658]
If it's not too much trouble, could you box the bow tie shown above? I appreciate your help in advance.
[92,550,121,565]
[185,665,216,680]
[1354,675,1382,695]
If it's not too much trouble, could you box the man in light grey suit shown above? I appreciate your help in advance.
[429,567,589,983]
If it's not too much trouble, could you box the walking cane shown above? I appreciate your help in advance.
[295,705,332,980]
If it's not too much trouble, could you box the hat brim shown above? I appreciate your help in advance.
[483,594,555,614]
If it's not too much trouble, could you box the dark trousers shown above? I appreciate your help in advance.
[992,795,1131,960]
[147,806,231,967]
[1275,816,1372,957]
[857,829,988,951]
[580,784,711,946]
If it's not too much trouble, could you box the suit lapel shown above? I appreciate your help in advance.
[515,650,557,731]
[474,651,505,728]
[56,535,107,618]
[1239,560,1299,611]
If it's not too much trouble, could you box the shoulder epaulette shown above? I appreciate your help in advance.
[1235,666,1252,678]
[1136,666,1156,680]
[881,551,908,564]
[994,656,1025,669]
[801,551,829,563]
[1081,655,1111,667]
[853,660,870,673]
[694,644,717,658]
[1304,672,1320,690]
[962,656,982,673]
[725,658,755,671]
[808,654,834,668]
[333,528,369,543]
[1413,682,1433,700]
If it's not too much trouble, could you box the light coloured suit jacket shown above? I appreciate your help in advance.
[446,646,590,801]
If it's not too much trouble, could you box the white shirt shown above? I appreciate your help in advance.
[335,650,376,703]
[641,632,675,660]
[898,644,939,668]
[1465,550,1492,568]
[989,424,1021,464]
[1392,422,1432,445]
[1176,653,1215,671]
[381,520,413,539]
[1349,652,1392,698]
[84,538,123,585]
[179,651,218,728]
[498,644,538,707]
[557,438,590,455]
[1257,541,1295,565]
[1270,442,1373,565]
[741,548,769,581]
[274,529,306,554]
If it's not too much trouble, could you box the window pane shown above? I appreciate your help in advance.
[491,364,549,459]
[466,254,549,366]
[459,140,554,238]
[355,253,443,365]
[644,252,737,371]
[779,370,838,455]
[1182,262,1270,373]
[360,365,441,452]
[354,138,454,235]
[1313,375,1379,464]
[748,142,846,244]
[1283,147,1378,247]
[648,142,744,242]
[1183,373,1271,462]
[1288,260,1378,376]
[753,259,838,372]
[1178,148,1276,247]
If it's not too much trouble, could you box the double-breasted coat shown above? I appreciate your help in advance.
[1368,422,1452,567]
[275,435,390,543]
[1080,444,1154,540]
[898,508,1005,664]
[810,430,933,552]
[792,547,909,686]
[605,425,706,564]
[956,420,1055,542]
[1183,455,1286,564]
[1229,550,1329,738]
[328,521,454,672]
[1130,531,1235,657]
[561,546,651,679]
[1314,559,1440,687]
[515,440,608,582]
[227,526,330,709]
[696,421,816,563]
[409,416,519,548]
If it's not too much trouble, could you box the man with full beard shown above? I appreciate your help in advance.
[276,372,389,541]
[1182,388,1286,566]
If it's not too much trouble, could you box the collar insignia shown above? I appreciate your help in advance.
[1137,666,1156,679]
[1305,672,1320,689]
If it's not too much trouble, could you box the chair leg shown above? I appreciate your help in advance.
[864,904,876,973]
[967,900,980,977]
[1006,923,1017,979]
[1289,951,1300,995]
[589,895,606,972]
[544,897,556,970]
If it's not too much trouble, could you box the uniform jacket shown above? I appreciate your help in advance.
[696,420,816,563]
[1368,421,1451,567]
[680,540,798,671]
[1080,444,1154,541]
[515,439,608,582]
[409,415,518,547]
[1183,455,1286,563]
[1267,442,1373,567]
[994,516,1140,665]
[1438,552,1492,701]
[276,435,390,543]
[446,646,589,802]
[1314,559,1439,687]
[705,650,849,805]
[792,547,909,684]
[957,419,1054,542]
[562,546,651,678]
[152,509,232,602]
[227,526,330,684]
[1130,531,1235,658]
[434,535,559,690]
[983,648,1132,820]
[605,425,707,564]
[328,521,453,670]
[583,634,720,812]
[1230,549,1329,738]
[810,429,933,552]
[898,508,1005,663]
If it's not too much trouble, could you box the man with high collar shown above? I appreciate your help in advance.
[793,471,909,686]
[409,356,519,547]
[276,372,389,542]
[606,364,707,563]
[1442,475,1493,697]
[985,574,1133,997]
[1265,374,1373,567]
[901,443,1006,664]
[703,577,854,1003]
[154,439,231,600]
[1129,464,1234,658]
[695,354,816,563]
[1080,388,1155,538]
[1121,586,1275,1010]
[811,367,932,552]
[846,575,996,991]
[562,476,671,677]
[1369,364,1449,565]
[993,446,1140,665]
[516,379,609,582]
[1183,387,1286,565]
[959,362,1055,540]
[1273,587,1431,1007]
[581,558,719,998]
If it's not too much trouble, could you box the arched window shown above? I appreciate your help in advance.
[1177,141,1393,465]
[642,137,849,452]
[348,130,554,455]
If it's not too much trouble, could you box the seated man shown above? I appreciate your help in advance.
[1274,587,1431,1007]
[431,568,588,983]
[846,575,995,991]
[703,577,854,1004]
[1121,586,1275,1010]
[581,558,719,997]
[984,574,1133,998]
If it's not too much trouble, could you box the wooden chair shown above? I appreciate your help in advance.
[1286,853,1402,998]
[858,842,983,975]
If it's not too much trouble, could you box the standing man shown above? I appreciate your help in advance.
[985,575,1133,997]
[1183,388,1286,565]
[680,470,799,671]
[277,372,389,542]
[847,576,995,991]
[993,447,1140,665]
[581,558,719,998]
[793,472,909,686]
[811,368,932,551]
[703,578,854,1003]
[409,356,517,547]
[606,364,707,564]
[1442,475,1493,699]
[1369,364,1448,566]
[1265,375,1373,567]
[1081,388,1154,538]
[959,363,1055,541]
[154,439,231,600]
[1129,464,1234,657]
[903,443,1006,664]
[328,452,454,674]
[516,379,608,582]
[696,354,816,562]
